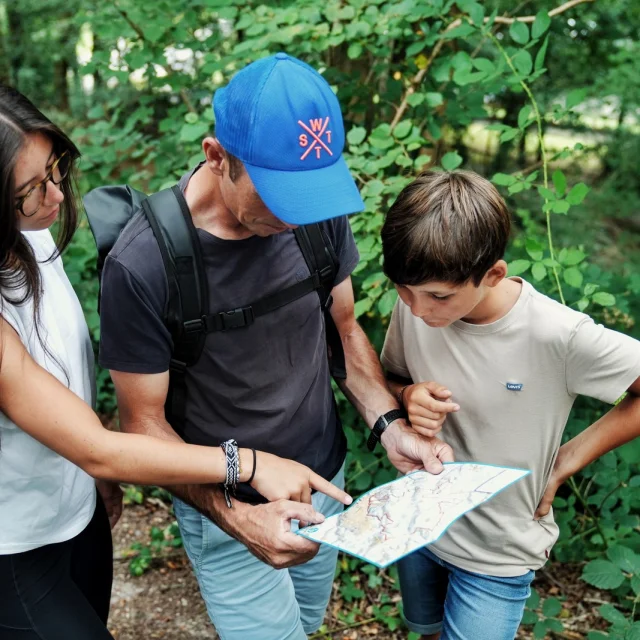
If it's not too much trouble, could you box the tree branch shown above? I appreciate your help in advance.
[389,0,596,130]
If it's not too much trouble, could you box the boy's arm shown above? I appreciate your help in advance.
[329,277,454,474]
[536,375,640,518]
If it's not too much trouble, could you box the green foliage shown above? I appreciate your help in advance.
[129,521,183,577]
[7,0,640,634]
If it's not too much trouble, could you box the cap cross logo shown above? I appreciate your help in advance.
[298,117,333,161]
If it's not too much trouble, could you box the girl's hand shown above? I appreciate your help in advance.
[243,450,352,506]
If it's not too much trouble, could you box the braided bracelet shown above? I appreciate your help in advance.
[220,439,239,508]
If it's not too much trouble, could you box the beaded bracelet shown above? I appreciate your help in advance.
[220,439,239,508]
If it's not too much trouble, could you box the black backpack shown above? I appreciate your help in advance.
[83,184,346,431]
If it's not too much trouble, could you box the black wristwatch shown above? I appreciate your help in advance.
[367,409,407,451]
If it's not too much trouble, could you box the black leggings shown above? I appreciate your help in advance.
[0,493,114,639]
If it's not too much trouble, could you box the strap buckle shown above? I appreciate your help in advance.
[183,317,206,334]
[323,294,334,312]
[219,306,255,330]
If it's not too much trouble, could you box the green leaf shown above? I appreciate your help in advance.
[537,186,556,200]
[441,151,463,171]
[378,289,398,317]
[522,610,539,625]
[508,259,531,276]
[518,105,532,129]
[425,92,444,107]
[564,267,583,289]
[146,24,166,43]
[566,183,590,205]
[535,35,550,71]
[347,126,367,146]
[492,173,516,186]
[607,545,640,574]
[527,588,541,610]
[582,559,625,589]
[625,622,640,640]
[542,597,562,617]
[467,2,485,26]
[587,633,610,640]
[354,298,373,319]
[552,170,566,197]
[599,603,629,626]
[509,21,530,45]
[365,180,385,197]
[592,292,616,307]
[532,262,546,281]
[526,237,545,261]
[393,120,413,139]
[500,127,519,142]
[547,619,564,633]
[414,154,432,170]
[512,50,533,76]
[631,575,640,596]
[347,43,363,60]
[407,92,425,107]
[532,10,551,38]
[533,620,548,639]
[179,121,210,142]
[473,58,495,73]
[566,88,588,109]
[562,249,586,266]
[552,200,570,214]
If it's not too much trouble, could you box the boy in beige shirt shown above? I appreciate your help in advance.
[380,170,640,639]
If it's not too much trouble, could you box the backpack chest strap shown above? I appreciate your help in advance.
[199,270,331,333]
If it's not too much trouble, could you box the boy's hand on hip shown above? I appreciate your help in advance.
[402,382,460,437]
[381,420,454,475]
[96,479,124,529]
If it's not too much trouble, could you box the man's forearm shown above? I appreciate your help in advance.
[337,323,401,427]
[557,391,640,480]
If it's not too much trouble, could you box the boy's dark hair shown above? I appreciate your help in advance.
[381,170,511,287]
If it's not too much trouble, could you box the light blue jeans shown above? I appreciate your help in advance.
[398,545,535,639]
[173,466,344,640]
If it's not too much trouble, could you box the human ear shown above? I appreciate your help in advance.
[203,137,225,176]
[483,260,508,288]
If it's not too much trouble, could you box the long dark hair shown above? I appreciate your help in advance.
[0,85,80,385]
[0,84,80,315]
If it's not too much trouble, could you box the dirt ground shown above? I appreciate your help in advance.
[108,502,609,640]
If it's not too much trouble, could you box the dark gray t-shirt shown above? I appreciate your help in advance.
[99,166,360,501]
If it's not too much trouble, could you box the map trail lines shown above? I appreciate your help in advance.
[298,463,529,568]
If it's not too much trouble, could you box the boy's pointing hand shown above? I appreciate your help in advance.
[402,381,460,437]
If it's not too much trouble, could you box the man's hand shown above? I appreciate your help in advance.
[96,480,124,529]
[381,420,454,475]
[219,499,327,569]
[402,382,460,437]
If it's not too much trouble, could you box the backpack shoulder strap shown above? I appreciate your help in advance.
[294,224,346,379]
[142,186,208,429]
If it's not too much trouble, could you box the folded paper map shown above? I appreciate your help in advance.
[298,462,529,568]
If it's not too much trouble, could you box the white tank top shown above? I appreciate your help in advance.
[0,230,96,554]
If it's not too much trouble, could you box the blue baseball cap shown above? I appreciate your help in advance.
[213,53,364,225]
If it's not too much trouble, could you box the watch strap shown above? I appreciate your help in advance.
[367,409,407,451]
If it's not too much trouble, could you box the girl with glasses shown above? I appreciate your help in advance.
[0,85,351,640]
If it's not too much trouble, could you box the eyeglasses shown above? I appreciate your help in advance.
[15,151,71,218]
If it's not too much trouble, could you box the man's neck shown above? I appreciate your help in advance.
[463,278,523,325]
[183,165,253,240]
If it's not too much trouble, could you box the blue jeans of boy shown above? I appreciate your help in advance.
[173,466,344,640]
[398,545,534,639]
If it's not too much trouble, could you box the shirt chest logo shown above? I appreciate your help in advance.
[505,382,524,392]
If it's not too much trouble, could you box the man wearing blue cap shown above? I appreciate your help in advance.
[99,53,453,639]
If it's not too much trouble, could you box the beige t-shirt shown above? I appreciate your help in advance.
[381,278,640,577]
